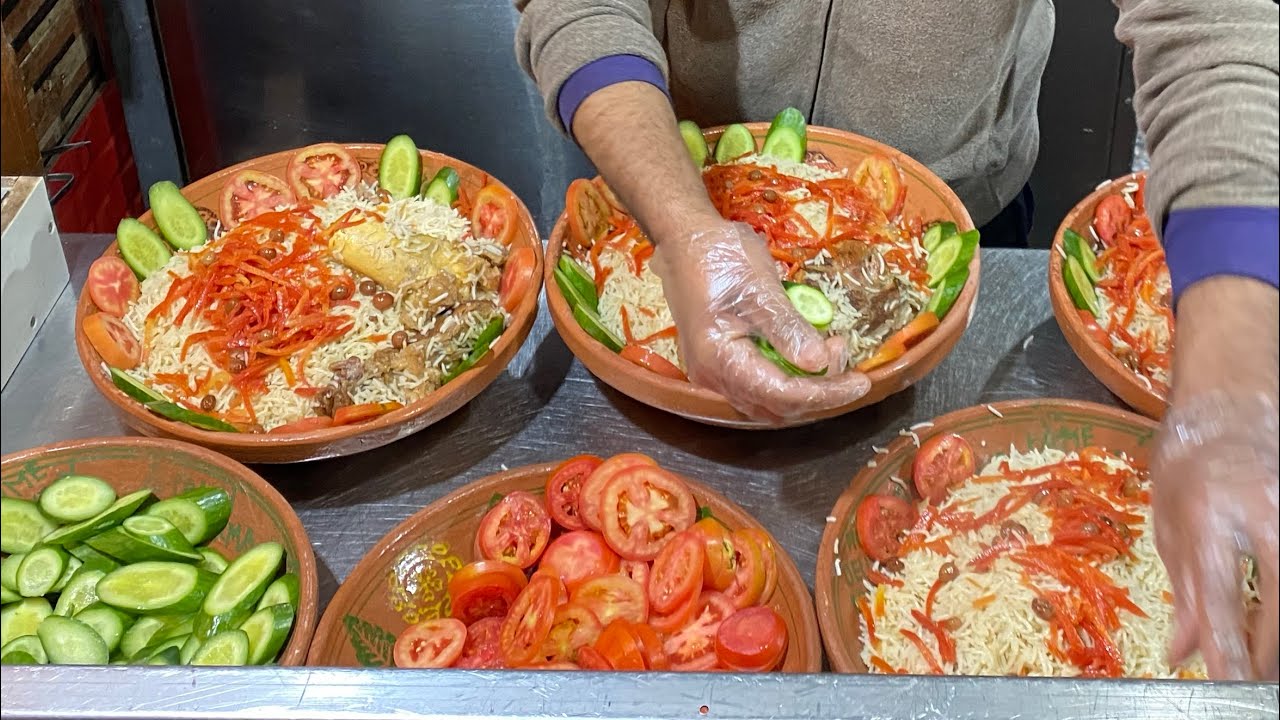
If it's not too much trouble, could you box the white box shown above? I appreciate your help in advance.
[1,177,70,389]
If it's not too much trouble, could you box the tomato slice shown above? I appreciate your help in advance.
[570,574,648,627]
[912,433,976,504]
[545,455,604,531]
[594,619,646,671]
[649,579,701,633]
[594,177,629,218]
[499,573,562,666]
[579,453,658,530]
[565,178,611,253]
[648,529,705,614]
[632,622,669,670]
[599,465,697,561]
[392,618,467,668]
[538,602,603,664]
[268,416,335,434]
[1078,308,1112,347]
[736,528,778,604]
[538,530,620,593]
[723,530,767,609]
[286,143,360,200]
[219,170,296,228]
[83,312,141,370]
[852,154,907,218]
[447,560,529,625]
[471,184,519,246]
[499,246,536,314]
[332,401,403,426]
[619,559,650,592]
[87,256,140,316]
[855,494,917,563]
[715,606,788,672]
[1092,194,1133,242]
[576,644,613,670]
[620,343,688,381]
[663,592,736,671]
[476,490,552,568]
[693,518,737,592]
[456,616,505,669]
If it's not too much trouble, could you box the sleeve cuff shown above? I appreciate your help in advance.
[557,54,669,136]
[1163,206,1280,304]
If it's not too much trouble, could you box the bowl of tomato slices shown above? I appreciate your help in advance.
[307,455,821,671]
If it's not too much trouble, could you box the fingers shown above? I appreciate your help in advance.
[702,337,871,421]
[1252,554,1279,680]
[1193,530,1250,680]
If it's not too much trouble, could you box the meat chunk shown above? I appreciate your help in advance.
[399,273,460,331]
[826,240,904,333]
[313,356,365,416]
[365,344,428,381]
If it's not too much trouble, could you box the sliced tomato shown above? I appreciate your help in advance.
[1093,194,1132,242]
[538,602,603,664]
[1078,308,1111,347]
[594,177,629,218]
[219,170,295,228]
[545,455,604,531]
[83,312,141,370]
[594,619,645,671]
[715,606,788,672]
[571,574,648,626]
[693,517,737,592]
[392,618,467,668]
[663,592,736,671]
[632,622,669,670]
[648,529,705,614]
[286,143,360,200]
[499,246,536,314]
[620,343,688,381]
[736,528,778,604]
[531,567,572,605]
[857,312,939,373]
[855,494,917,563]
[87,256,140,316]
[912,433,976,504]
[456,616,505,669]
[499,573,562,666]
[723,530,767,609]
[447,560,528,625]
[477,490,552,569]
[538,530,620,593]
[619,559,650,592]
[471,184,519,246]
[579,453,658,530]
[852,154,907,218]
[649,579,701,633]
[565,178,611,253]
[268,416,335,434]
[576,644,613,670]
[332,401,403,426]
[599,465,697,561]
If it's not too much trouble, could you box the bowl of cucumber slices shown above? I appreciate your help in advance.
[545,115,979,428]
[1,436,317,666]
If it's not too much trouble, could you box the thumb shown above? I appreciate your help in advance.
[757,296,832,374]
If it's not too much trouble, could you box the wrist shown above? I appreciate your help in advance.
[1172,276,1279,401]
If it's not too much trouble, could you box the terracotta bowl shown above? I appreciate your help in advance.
[74,143,543,463]
[0,436,319,665]
[814,399,1157,673]
[1049,171,1167,420]
[546,124,979,428]
[307,461,822,671]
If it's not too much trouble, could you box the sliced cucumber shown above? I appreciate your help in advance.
[51,555,83,593]
[193,606,251,642]
[1,497,57,553]
[37,615,109,664]
[135,633,187,662]
[421,166,461,207]
[144,400,240,433]
[1,553,24,591]
[377,134,423,199]
[572,304,625,353]
[926,268,970,319]
[761,126,805,163]
[147,646,182,665]
[678,120,709,167]
[443,316,505,383]
[118,616,168,660]
[767,107,807,138]
[925,229,979,287]
[714,123,757,163]
[556,256,598,313]
[73,605,130,653]
[200,543,283,626]
[190,629,250,666]
[97,562,217,615]
[753,337,825,377]
[1,650,39,664]
[17,546,69,597]
[115,218,173,279]
[198,548,230,575]
[1,598,52,648]
[39,475,116,524]
[150,615,195,644]
[179,634,204,664]
[553,268,595,316]
[53,569,105,617]
[1064,255,1101,317]
[1062,228,1102,283]
[66,544,120,574]
[145,487,231,546]
[1,634,47,664]
[41,489,153,547]
[256,574,300,611]
[109,368,168,405]
[240,603,294,665]
[85,517,201,564]
[149,181,208,250]
[922,221,957,253]
[784,282,834,328]
[1,586,18,604]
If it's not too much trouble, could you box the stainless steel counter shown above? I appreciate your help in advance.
[2,235,1276,719]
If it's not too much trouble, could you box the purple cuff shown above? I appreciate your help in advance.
[1163,206,1280,304]
[557,54,669,134]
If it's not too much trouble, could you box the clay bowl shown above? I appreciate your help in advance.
[307,461,821,671]
[546,124,979,428]
[1049,171,1167,419]
[74,143,543,463]
[1,436,319,665]
[814,399,1157,673]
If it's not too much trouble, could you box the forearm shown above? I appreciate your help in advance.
[1172,277,1279,400]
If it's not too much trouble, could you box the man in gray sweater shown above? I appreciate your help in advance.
[515,0,1277,680]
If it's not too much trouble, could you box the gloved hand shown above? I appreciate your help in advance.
[649,220,871,421]
[1152,390,1279,680]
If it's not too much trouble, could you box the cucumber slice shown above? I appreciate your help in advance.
[73,605,130,653]
[784,282,834,328]
[556,256,598,313]
[97,562,216,615]
[198,548,230,575]
[193,605,251,642]
[767,107,807,138]
[143,400,240,432]
[714,124,757,163]
[922,221,957,253]
[1,650,39,664]
[1,634,47,664]
[115,218,173,279]
[190,629,250,666]
[1,498,57,553]
[109,368,168,405]
[135,633,187,662]
[118,616,167,660]
[37,615,109,664]
[378,134,423,199]
[85,518,201,564]
[925,229,979,287]
[38,475,117,524]
[752,337,825,377]
[553,268,595,315]
[179,634,204,664]
[145,488,231,546]
[421,167,461,207]
[1064,255,1101,317]
[443,316,505,383]
[16,546,69,597]
[1,598,52,648]
[124,515,200,554]
[1,586,19,604]
[1,553,24,591]
[240,603,294,665]
[151,615,195,644]
[761,126,805,163]
[147,646,182,665]
[53,569,105,617]
[678,120,709,167]
[572,304,625,353]
[41,489,153,547]
[926,268,970,319]
[1062,228,1102,283]
[201,543,283,622]
[51,555,83,593]
[148,181,208,250]
[67,544,120,574]
[256,573,300,611]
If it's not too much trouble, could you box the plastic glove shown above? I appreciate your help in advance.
[1152,390,1279,680]
[649,221,871,422]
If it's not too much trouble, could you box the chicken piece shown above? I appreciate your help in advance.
[364,344,428,381]
[399,273,461,331]
[329,222,424,289]
[827,240,902,333]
